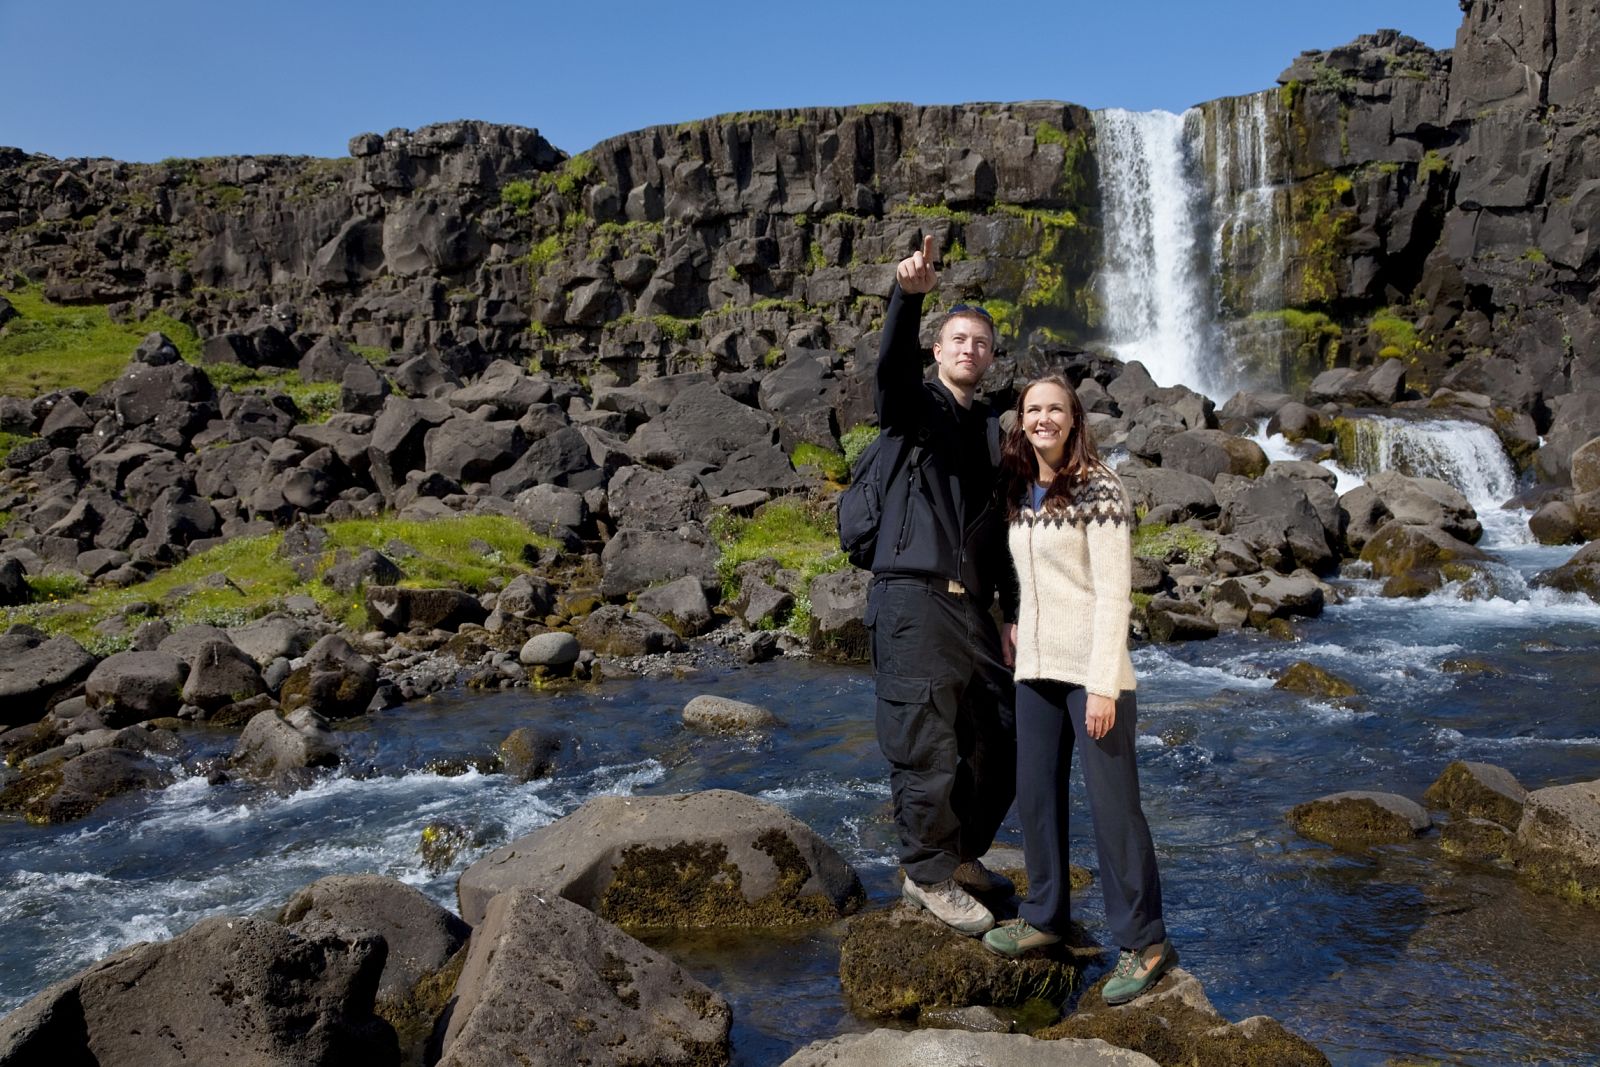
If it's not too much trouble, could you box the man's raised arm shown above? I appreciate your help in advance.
[876,235,938,430]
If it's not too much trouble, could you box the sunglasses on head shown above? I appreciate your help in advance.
[946,303,994,321]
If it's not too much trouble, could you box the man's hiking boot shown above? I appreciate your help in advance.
[1102,941,1178,1005]
[982,919,1062,958]
[953,858,1015,898]
[901,876,995,935]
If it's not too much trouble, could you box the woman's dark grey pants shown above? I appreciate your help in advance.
[867,577,1016,886]
[1015,679,1167,952]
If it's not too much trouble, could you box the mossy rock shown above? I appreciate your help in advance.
[997,863,1094,898]
[418,819,482,877]
[1272,661,1359,699]
[1038,966,1330,1066]
[1439,658,1503,676]
[0,759,64,824]
[1440,817,1513,863]
[1510,780,1600,909]
[375,943,467,1064]
[1288,791,1430,848]
[838,905,1087,1021]
[1422,761,1526,829]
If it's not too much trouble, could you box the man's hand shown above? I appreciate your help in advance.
[896,234,938,294]
[1001,623,1016,668]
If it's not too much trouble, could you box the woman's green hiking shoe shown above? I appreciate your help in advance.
[1102,941,1178,1005]
[981,919,1062,958]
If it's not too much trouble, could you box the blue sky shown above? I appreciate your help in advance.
[2,1,1465,162]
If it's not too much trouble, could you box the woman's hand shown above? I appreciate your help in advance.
[1085,693,1116,741]
[1001,623,1016,668]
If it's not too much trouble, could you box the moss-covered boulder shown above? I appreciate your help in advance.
[457,789,864,928]
[1038,966,1330,1066]
[1288,791,1431,848]
[1272,661,1359,698]
[1423,760,1526,829]
[838,905,1088,1022]
[418,818,481,877]
[1511,778,1600,908]
[1528,539,1600,603]
[1359,521,1491,598]
[1441,817,1514,863]
[0,748,170,825]
[277,634,378,720]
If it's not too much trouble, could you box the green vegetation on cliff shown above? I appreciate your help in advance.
[0,287,199,396]
[0,515,556,648]
[1133,522,1218,566]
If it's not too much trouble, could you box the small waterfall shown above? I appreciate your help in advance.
[1336,417,1517,513]
[1093,109,1215,393]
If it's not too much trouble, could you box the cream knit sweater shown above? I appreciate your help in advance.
[1008,467,1137,698]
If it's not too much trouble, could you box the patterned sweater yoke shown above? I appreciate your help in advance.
[1008,468,1138,697]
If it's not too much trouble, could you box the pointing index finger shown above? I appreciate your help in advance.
[921,234,935,263]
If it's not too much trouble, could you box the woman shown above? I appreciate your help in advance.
[981,374,1177,1006]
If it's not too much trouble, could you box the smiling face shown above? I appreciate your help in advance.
[1021,380,1074,471]
[931,313,996,398]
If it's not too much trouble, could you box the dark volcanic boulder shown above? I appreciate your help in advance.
[180,638,269,711]
[422,416,523,484]
[278,634,378,719]
[756,354,844,451]
[0,556,27,606]
[1219,479,1335,573]
[0,915,397,1066]
[1529,539,1600,602]
[634,575,714,636]
[1364,471,1482,544]
[653,382,778,466]
[436,887,730,1067]
[575,605,685,656]
[1159,429,1268,482]
[84,650,187,723]
[231,708,341,784]
[279,874,470,1057]
[807,567,871,662]
[488,425,602,495]
[457,789,864,928]
[364,586,487,634]
[8,747,171,824]
[599,524,720,599]
[607,465,707,530]
[1209,571,1325,629]
[0,632,96,727]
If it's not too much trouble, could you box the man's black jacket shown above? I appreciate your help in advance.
[868,284,1018,621]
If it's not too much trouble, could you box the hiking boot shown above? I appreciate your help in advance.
[1102,941,1178,1005]
[953,858,1015,898]
[902,876,995,935]
[982,919,1062,958]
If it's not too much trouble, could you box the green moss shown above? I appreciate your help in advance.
[980,299,1021,341]
[536,154,595,200]
[1419,150,1449,178]
[840,424,879,473]
[500,179,536,214]
[0,286,201,397]
[1521,247,1547,263]
[524,234,565,276]
[1331,175,1354,197]
[1132,523,1218,566]
[203,365,341,422]
[0,433,33,465]
[711,498,847,638]
[0,515,555,643]
[1368,308,1419,359]
[806,241,827,272]
[1278,80,1303,109]
[891,202,972,224]
[651,314,696,343]
[791,443,848,482]
[210,184,245,208]
[1290,173,1357,305]
[1033,121,1093,200]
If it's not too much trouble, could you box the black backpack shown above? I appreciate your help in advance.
[837,429,926,570]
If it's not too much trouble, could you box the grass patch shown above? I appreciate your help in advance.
[1419,150,1449,178]
[710,498,848,636]
[0,432,34,464]
[840,424,879,474]
[0,515,557,643]
[536,155,595,200]
[202,364,341,422]
[1132,522,1218,566]
[0,286,200,397]
[501,179,536,214]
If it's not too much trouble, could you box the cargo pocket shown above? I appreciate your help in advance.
[874,672,934,768]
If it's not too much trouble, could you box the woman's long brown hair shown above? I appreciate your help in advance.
[1000,374,1105,519]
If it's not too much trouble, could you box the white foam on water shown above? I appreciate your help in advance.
[1132,647,1277,691]
[1433,727,1600,750]
[757,778,891,807]
[1301,702,1377,725]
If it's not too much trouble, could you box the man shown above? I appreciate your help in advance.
[865,234,1018,935]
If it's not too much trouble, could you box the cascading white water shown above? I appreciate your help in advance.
[1093,109,1216,394]
[1338,417,1518,514]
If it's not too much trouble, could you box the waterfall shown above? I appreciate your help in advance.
[1093,109,1215,394]
[1336,417,1518,514]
